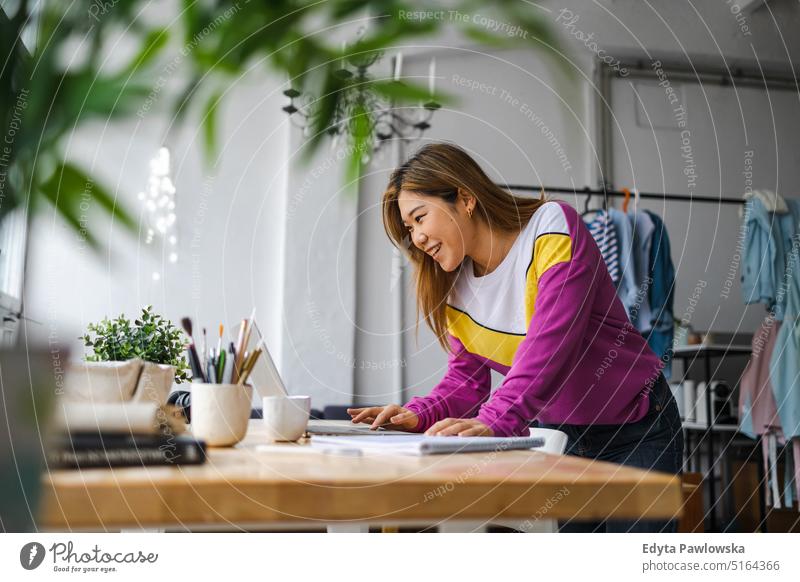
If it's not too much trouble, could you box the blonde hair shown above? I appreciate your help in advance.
[382,143,546,353]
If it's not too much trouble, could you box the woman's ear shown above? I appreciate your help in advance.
[457,187,475,216]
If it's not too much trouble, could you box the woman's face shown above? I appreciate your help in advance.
[397,189,474,272]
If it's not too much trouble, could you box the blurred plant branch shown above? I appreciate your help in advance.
[0,0,570,251]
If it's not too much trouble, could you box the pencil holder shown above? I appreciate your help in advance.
[189,383,253,447]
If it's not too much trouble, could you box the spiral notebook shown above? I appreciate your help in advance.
[310,434,545,456]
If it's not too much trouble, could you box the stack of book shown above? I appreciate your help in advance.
[47,401,207,469]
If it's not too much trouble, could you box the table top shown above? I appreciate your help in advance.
[40,420,682,530]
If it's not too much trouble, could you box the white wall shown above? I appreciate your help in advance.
[278,133,360,407]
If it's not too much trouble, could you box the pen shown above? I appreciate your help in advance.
[216,349,226,384]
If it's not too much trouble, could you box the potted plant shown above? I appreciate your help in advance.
[66,306,190,405]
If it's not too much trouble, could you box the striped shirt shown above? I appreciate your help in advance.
[586,209,620,285]
[403,200,663,437]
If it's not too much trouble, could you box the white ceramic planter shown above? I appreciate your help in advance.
[132,361,176,405]
[63,358,175,405]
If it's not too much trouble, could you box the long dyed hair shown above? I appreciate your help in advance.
[382,143,547,353]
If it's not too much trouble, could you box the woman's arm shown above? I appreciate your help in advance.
[475,257,600,436]
[403,334,492,433]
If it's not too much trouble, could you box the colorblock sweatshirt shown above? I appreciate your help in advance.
[403,200,664,437]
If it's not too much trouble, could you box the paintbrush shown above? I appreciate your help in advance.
[181,317,206,383]
[201,327,208,366]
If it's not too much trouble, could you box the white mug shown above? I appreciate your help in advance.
[190,384,253,447]
[262,396,311,442]
[694,381,708,427]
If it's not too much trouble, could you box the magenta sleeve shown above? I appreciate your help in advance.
[403,334,491,432]
[476,258,600,436]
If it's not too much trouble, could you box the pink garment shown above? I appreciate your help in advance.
[739,318,783,435]
[794,442,800,511]
[741,318,799,510]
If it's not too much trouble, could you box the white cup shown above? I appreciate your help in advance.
[262,396,311,442]
[694,381,708,427]
[190,384,253,447]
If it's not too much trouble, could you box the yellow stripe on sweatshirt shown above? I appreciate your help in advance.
[446,305,524,367]
[524,233,573,325]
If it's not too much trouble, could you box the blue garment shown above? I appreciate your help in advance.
[769,231,800,440]
[644,211,675,379]
[741,199,800,320]
[628,209,656,332]
[608,208,637,322]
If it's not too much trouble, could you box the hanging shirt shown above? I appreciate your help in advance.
[628,208,656,333]
[769,232,800,441]
[585,209,620,286]
[739,318,783,439]
[644,210,675,379]
[608,207,638,321]
[740,198,800,320]
[403,200,663,437]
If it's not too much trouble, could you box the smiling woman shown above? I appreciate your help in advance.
[381,143,546,352]
[347,142,683,533]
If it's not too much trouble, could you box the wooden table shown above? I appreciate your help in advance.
[40,420,682,532]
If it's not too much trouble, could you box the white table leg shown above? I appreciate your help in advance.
[437,520,487,533]
[326,523,370,533]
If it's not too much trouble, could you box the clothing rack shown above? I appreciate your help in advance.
[504,184,745,206]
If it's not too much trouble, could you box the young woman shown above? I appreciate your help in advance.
[347,143,683,532]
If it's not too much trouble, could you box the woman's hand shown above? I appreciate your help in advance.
[346,404,419,431]
[425,417,494,437]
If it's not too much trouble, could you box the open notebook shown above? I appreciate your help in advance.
[310,434,545,456]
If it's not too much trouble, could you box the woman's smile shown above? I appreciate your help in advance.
[427,242,443,260]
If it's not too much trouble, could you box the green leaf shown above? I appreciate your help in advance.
[201,89,223,167]
[39,162,138,251]
[369,79,454,106]
[343,101,372,186]
[303,70,346,162]
[123,27,170,75]
[62,70,153,121]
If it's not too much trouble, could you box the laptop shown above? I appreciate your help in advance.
[305,421,419,436]
[248,320,289,399]
[249,322,416,437]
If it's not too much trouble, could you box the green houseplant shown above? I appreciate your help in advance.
[67,306,190,405]
[80,306,190,383]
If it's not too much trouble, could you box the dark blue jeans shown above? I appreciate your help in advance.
[539,373,684,533]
